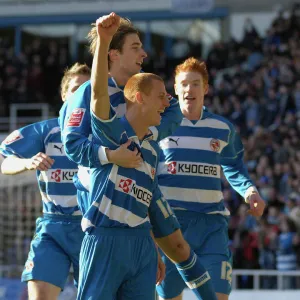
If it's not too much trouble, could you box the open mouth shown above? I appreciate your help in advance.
[185,96,195,101]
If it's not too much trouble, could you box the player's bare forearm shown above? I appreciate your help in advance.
[1,156,29,175]
[1,153,54,175]
[91,37,111,120]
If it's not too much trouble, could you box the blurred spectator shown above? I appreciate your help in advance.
[276,217,298,288]
[0,36,68,117]
[258,218,277,288]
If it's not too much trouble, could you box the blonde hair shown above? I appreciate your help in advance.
[87,18,139,68]
[175,57,209,86]
[124,73,163,105]
[60,63,91,100]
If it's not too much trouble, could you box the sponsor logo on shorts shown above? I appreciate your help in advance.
[210,138,220,152]
[67,108,86,127]
[3,130,23,145]
[25,260,34,271]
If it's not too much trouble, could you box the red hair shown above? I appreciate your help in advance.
[175,57,209,86]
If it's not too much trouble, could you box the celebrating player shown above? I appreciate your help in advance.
[156,57,266,300]
[0,63,91,299]
[61,13,217,300]
[78,17,169,300]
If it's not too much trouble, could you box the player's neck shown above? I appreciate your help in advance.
[182,109,202,121]
[125,110,149,140]
[109,68,131,87]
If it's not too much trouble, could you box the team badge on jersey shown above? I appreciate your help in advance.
[67,108,86,127]
[210,138,220,152]
[3,130,23,145]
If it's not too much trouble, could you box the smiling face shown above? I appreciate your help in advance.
[110,33,147,77]
[141,79,170,126]
[175,71,208,116]
[124,74,170,128]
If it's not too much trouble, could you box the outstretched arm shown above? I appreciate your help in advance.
[91,13,120,120]
[1,153,54,175]
[221,124,265,217]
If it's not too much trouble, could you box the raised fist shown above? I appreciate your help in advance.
[96,12,121,42]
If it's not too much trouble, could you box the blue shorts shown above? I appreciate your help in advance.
[156,211,232,298]
[77,227,157,300]
[21,213,84,290]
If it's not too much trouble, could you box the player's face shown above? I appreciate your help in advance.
[118,34,147,77]
[142,79,170,126]
[64,74,90,101]
[174,71,208,114]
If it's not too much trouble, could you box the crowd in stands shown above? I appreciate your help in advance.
[1,9,300,289]
[0,36,69,117]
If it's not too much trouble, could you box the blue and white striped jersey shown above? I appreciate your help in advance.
[0,118,80,216]
[59,77,182,168]
[75,165,179,238]
[157,108,254,215]
[60,77,182,221]
[81,112,161,231]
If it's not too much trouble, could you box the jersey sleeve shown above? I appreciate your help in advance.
[91,109,124,148]
[0,124,44,158]
[60,81,109,168]
[220,124,254,198]
[148,180,180,238]
[150,96,183,142]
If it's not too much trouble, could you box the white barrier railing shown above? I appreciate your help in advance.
[0,103,50,133]
[1,268,299,288]
[9,103,50,132]
[232,269,300,290]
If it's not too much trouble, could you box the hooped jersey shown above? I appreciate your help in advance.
[0,118,80,216]
[157,108,254,215]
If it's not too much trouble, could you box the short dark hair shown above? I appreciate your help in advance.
[87,18,139,68]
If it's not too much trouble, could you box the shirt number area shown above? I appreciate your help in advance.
[221,261,232,284]
[156,197,174,219]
